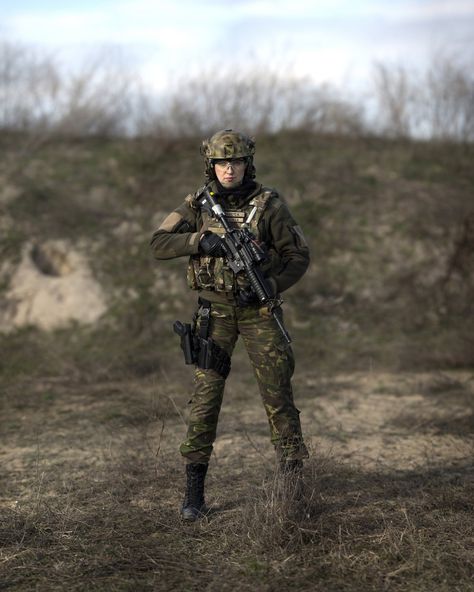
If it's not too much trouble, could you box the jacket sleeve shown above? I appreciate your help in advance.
[266,199,310,293]
[150,200,201,260]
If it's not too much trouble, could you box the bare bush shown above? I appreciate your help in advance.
[372,62,418,138]
[52,49,136,137]
[0,40,60,132]
[135,67,365,138]
[0,40,135,138]
[1,37,473,142]
[372,54,474,141]
[422,54,474,142]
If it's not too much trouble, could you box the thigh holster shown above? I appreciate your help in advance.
[174,298,231,379]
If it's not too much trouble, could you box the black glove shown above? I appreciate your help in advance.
[199,232,226,257]
[237,287,259,306]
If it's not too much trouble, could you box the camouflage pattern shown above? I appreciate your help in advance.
[186,188,274,294]
[150,130,310,465]
[200,129,255,160]
[179,301,309,464]
[150,179,310,306]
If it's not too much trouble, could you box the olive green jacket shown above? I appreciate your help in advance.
[150,181,310,304]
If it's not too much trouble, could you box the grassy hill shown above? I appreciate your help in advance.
[1,131,473,383]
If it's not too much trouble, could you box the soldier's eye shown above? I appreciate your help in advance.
[214,159,246,169]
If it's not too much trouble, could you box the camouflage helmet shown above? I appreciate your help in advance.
[201,129,255,160]
[201,129,256,181]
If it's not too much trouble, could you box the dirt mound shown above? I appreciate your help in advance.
[0,240,107,332]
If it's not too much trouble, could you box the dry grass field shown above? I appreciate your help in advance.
[1,359,473,591]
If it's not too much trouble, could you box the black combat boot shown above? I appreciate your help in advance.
[180,462,208,521]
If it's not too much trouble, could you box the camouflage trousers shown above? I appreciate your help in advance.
[179,301,308,464]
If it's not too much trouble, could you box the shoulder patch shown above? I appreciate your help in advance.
[291,224,308,248]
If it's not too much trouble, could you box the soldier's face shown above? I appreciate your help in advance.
[214,159,246,188]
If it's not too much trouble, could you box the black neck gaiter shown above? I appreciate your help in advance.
[215,179,257,202]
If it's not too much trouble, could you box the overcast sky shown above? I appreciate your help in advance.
[1,0,473,93]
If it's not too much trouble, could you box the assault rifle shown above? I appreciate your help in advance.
[197,187,291,344]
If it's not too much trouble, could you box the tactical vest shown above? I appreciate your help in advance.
[187,187,275,293]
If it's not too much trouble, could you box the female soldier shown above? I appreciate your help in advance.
[151,130,310,520]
